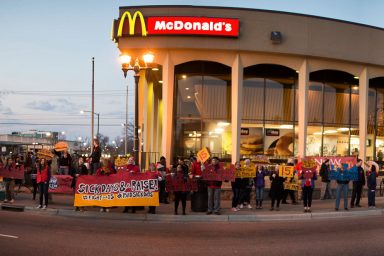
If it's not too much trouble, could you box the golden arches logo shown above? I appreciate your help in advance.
[117,11,147,37]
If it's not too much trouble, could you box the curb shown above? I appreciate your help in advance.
[13,206,384,222]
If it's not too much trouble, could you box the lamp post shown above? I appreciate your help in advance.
[120,52,154,162]
[80,110,100,138]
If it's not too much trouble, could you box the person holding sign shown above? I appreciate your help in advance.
[173,164,190,215]
[231,162,242,212]
[123,156,140,213]
[254,166,269,209]
[320,159,333,200]
[300,167,317,213]
[36,158,51,209]
[96,158,116,212]
[147,163,162,214]
[335,163,350,211]
[269,166,285,211]
[203,157,222,215]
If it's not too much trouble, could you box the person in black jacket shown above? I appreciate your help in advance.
[269,166,285,211]
[367,164,377,208]
[72,157,88,211]
[320,159,333,200]
[90,138,101,175]
[350,159,365,208]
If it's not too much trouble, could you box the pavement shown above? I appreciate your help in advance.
[2,189,384,222]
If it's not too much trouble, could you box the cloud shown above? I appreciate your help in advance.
[0,95,13,114]
[25,98,80,112]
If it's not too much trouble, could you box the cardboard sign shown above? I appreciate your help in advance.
[165,173,198,192]
[236,166,256,178]
[49,175,73,194]
[202,163,235,182]
[197,147,210,163]
[284,183,300,191]
[278,166,295,178]
[74,172,159,207]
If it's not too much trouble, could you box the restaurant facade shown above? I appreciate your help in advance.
[111,5,384,165]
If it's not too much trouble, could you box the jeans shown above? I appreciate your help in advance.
[302,186,313,207]
[335,183,349,209]
[320,181,333,199]
[350,183,363,206]
[256,187,264,201]
[208,187,221,213]
[368,189,376,207]
[39,182,49,206]
[232,187,241,208]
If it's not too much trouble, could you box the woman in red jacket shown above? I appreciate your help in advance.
[37,158,51,209]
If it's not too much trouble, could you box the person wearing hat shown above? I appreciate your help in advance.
[320,159,333,200]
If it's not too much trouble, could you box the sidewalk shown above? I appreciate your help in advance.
[2,190,384,222]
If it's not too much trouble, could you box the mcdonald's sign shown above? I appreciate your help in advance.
[113,11,239,39]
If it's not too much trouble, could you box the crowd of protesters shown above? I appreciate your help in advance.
[0,141,381,215]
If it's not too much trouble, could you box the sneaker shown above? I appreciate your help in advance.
[307,208,312,213]
[231,207,238,212]
[105,208,110,212]
[247,204,252,209]
[3,199,9,203]
[100,208,104,212]
[42,205,47,210]
[236,207,241,211]
[36,204,42,209]
[9,199,14,203]
[356,204,362,208]
[240,204,244,209]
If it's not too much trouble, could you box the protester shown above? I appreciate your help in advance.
[72,157,88,211]
[231,161,242,212]
[335,163,350,211]
[96,158,116,212]
[203,157,222,215]
[54,150,72,175]
[90,138,102,175]
[269,166,285,211]
[240,159,253,209]
[173,164,190,215]
[36,158,51,209]
[300,166,317,213]
[147,163,161,214]
[319,159,333,200]
[367,164,377,208]
[254,165,268,209]
[3,157,16,203]
[31,158,38,201]
[282,158,298,205]
[157,156,170,204]
[350,159,365,208]
[123,156,140,213]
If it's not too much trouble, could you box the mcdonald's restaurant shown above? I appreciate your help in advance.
[111,5,384,165]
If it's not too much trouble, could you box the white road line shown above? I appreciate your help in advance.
[0,234,18,239]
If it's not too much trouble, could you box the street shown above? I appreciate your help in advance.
[1,211,384,256]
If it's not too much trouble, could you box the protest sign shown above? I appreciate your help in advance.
[278,166,295,178]
[236,166,256,178]
[0,165,25,180]
[74,172,159,207]
[49,175,73,194]
[284,183,300,191]
[202,163,235,182]
[165,174,198,192]
[197,147,210,163]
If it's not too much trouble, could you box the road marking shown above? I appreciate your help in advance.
[0,234,18,239]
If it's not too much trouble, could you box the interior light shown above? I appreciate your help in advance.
[215,128,224,134]
[324,130,337,134]
[279,124,294,129]
[352,86,359,90]
[313,132,322,135]
[185,87,190,90]
[158,80,163,84]
[152,67,159,71]
[187,96,191,99]
[354,76,359,79]
[218,122,230,127]
[182,75,187,79]
[337,127,350,132]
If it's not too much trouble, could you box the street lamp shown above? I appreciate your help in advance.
[80,110,100,138]
[120,52,154,162]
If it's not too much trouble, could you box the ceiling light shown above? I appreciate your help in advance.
[218,122,230,127]
[354,76,359,79]
[352,86,358,90]
[152,67,159,71]
[279,124,293,129]
[185,87,189,90]
[182,75,187,79]
[337,127,350,132]
[187,96,191,99]
[158,80,163,84]
[215,128,224,134]
[313,132,322,135]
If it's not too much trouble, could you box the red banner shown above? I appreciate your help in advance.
[165,174,198,192]
[74,172,159,207]
[0,165,25,179]
[307,157,357,169]
[202,163,235,182]
[49,175,73,194]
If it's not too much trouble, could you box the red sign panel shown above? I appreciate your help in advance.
[147,16,239,37]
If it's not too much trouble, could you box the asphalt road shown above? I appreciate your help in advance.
[1,211,384,256]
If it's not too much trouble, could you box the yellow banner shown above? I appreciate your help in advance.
[74,192,159,207]
[197,147,211,163]
[235,166,256,178]
[279,166,295,178]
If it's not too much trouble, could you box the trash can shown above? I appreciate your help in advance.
[191,179,208,212]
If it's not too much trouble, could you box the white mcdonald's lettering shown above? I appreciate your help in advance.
[117,11,147,37]
[154,20,232,32]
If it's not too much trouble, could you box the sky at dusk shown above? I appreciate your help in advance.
[0,0,383,143]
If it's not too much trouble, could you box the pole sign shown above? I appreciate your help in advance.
[114,11,239,38]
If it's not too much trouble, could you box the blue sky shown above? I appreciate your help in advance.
[0,0,383,143]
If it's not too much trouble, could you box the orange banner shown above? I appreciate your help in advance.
[74,172,159,207]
